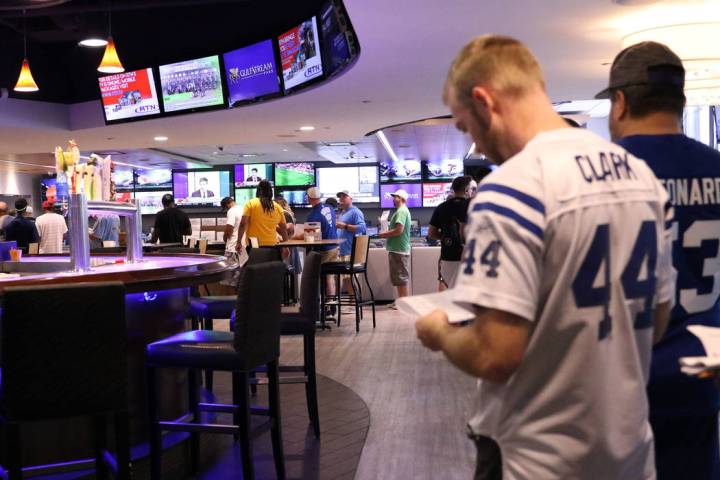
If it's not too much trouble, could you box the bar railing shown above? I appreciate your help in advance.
[69,193,143,271]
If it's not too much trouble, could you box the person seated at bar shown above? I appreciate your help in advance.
[150,194,192,244]
[4,198,39,253]
[36,200,68,254]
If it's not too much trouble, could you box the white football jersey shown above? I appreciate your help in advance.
[454,128,674,480]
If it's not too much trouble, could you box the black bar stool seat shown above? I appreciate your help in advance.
[147,330,248,370]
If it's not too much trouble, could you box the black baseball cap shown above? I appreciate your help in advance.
[595,41,685,99]
[220,196,234,212]
[14,198,27,212]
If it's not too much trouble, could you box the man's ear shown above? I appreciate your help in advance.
[611,89,629,121]
[470,86,493,125]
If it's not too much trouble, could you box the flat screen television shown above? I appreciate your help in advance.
[380,183,422,208]
[172,169,231,207]
[379,159,422,183]
[423,159,464,181]
[134,190,170,215]
[422,182,452,208]
[320,1,352,77]
[279,189,309,208]
[115,191,132,202]
[135,168,172,190]
[112,170,134,191]
[159,55,225,113]
[98,68,162,123]
[40,177,57,203]
[234,187,255,210]
[278,16,323,92]
[223,39,281,107]
[316,166,379,203]
[234,163,273,187]
[274,162,315,187]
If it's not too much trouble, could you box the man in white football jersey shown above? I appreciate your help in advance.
[415,35,674,480]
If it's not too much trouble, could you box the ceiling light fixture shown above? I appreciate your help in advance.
[14,10,38,93]
[376,130,400,163]
[98,6,124,74]
[153,136,168,142]
[79,38,108,48]
[241,154,258,157]
[299,126,315,131]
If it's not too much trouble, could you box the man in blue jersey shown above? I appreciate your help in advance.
[600,41,720,480]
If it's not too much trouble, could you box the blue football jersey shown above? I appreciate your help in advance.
[618,134,720,415]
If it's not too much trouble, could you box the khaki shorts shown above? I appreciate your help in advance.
[439,260,461,288]
[388,252,410,286]
[319,247,340,263]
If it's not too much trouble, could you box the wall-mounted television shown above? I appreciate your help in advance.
[279,189,309,208]
[274,162,315,187]
[320,0,355,78]
[379,159,422,183]
[234,187,256,210]
[279,16,323,92]
[40,177,57,203]
[423,159,464,181]
[98,68,162,124]
[234,163,273,187]
[223,39,281,107]
[159,55,225,113]
[112,170,134,191]
[172,169,231,207]
[115,191,132,202]
[134,190,171,215]
[135,168,172,190]
[317,166,379,203]
[380,183,422,208]
[422,182,452,208]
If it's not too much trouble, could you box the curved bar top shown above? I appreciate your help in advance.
[0,253,233,293]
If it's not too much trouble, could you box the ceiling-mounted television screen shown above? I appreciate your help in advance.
[320,1,353,77]
[279,16,323,92]
[134,190,171,215]
[379,159,422,183]
[159,55,224,113]
[112,170,134,191]
[380,183,422,208]
[317,166,379,203]
[98,68,161,123]
[172,169,231,207]
[223,39,281,107]
[422,182,452,208]
[234,163,273,187]
[423,159,464,181]
[279,189,309,208]
[274,162,315,187]
[135,168,172,190]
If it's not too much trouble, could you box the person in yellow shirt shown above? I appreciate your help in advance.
[236,179,288,250]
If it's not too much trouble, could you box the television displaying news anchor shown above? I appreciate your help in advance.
[191,177,215,198]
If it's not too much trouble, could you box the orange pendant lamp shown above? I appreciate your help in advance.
[98,8,124,74]
[14,10,38,93]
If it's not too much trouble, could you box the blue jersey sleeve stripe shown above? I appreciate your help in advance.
[478,183,545,215]
[472,202,544,240]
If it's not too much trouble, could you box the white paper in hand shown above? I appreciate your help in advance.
[687,325,720,357]
[396,290,475,324]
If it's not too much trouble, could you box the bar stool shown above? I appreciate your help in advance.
[0,283,130,479]
[320,235,376,332]
[146,261,286,480]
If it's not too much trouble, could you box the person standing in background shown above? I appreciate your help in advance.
[377,190,411,305]
[275,195,302,275]
[4,198,39,252]
[91,213,120,249]
[602,41,720,480]
[221,197,243,261]
[306,187,340,314]
[335,190,366,293]
[150,194,192,244]
[36,200,67,254]
[0,201,11,239]
[428,175,473,290]
[235,180,288,249]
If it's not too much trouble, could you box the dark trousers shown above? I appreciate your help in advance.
[651,413,720,480]
[469,431,502,480]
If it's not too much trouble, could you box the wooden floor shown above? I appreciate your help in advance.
[277,304,477,480]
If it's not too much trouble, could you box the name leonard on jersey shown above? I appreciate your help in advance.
[659,177,720,207]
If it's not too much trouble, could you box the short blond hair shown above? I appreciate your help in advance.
[444,35,545,105]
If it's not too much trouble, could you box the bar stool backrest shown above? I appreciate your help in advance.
[247,247,281,265]
[233,262,284,366]
[160,247,198,254]
[1,282,128,421]
[351,235,370,266]
[300,252,322,321]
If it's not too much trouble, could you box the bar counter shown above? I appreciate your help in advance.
[0,253,234,469]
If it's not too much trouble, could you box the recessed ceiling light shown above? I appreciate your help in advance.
[153,136,168,142]
[299,126,315,131]
[213,151,219,155]
[282,148,289,152]
[79,38,108,48]
[241,154,258,158]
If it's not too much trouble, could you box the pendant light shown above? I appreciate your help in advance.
[14,10,39,93]
[98,7,124,74]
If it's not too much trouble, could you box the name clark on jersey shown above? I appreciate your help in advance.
[575,152,637,183]
[660,177,720,206]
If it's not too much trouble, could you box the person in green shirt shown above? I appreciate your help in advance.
[377,189,412,304]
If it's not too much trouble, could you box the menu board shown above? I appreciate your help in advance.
[422,182,452,208]
[159,55,224,113]
[278,17,323,91]
[224,40,280,107]
[380,183,422,208]
[99,68,161,123]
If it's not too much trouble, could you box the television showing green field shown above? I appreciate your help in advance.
[159,55,224,113]
[274,162,315,187]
